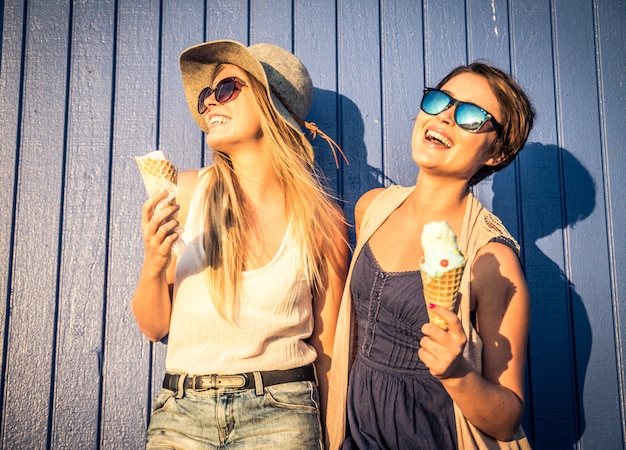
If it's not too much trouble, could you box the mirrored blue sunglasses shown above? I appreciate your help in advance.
[420,88,501,135]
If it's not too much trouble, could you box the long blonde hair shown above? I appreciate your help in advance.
[201,72,346,320]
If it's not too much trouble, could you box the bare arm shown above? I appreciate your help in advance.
[131,169,197,342]
[309,206,350,428]
[419,242,530,440]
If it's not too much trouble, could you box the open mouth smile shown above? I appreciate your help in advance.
[425,130,452,148]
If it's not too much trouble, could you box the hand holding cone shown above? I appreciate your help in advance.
[420,222,466,330]
[135,150,185,257]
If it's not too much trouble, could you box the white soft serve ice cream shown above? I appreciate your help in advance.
[420,221,465,276]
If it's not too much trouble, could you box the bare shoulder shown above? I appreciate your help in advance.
[178,168,203,200]
[473,241,523,279]
[354,187,385,233]
[472,240,528,316]
[178,169,199,195]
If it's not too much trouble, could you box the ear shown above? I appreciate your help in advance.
[485,153,505,167]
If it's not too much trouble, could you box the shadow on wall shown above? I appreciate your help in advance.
[312,88,391,244]
[492,143,593,448]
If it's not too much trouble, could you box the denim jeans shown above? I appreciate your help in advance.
[146,380,322,449]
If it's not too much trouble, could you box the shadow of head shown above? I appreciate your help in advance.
[493,143,595,240]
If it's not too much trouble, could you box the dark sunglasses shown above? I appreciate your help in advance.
[420,88,501,135]
[197,77,247,114]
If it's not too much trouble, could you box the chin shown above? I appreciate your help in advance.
[411,144,432,165]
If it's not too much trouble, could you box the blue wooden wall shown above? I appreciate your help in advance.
[1,0,624,448]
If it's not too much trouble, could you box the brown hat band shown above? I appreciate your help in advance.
[269,84,349,168]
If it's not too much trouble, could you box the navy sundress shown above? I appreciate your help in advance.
[342,242,457,450]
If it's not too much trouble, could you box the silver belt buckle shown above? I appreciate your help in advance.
[215,374,247,388]
[190,375,209,391]
[191,374,247,390]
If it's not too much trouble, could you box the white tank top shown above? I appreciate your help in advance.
[165,168,317,375]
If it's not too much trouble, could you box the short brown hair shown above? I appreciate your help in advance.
[435,62,535,186]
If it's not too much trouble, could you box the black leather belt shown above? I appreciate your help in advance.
[163,364,316,392]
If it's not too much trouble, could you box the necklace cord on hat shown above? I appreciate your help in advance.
[269,85,349,168]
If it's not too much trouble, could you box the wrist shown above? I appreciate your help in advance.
[141,263,168,281]
[437,357,473,386]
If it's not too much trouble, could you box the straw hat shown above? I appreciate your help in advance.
[180,39,346,166]
[180,39,313,135]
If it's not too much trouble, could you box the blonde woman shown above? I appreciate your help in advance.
[132,40,349,449]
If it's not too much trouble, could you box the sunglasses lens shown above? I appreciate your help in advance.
[455,103,487,131]
[215,78,236,103]
[421,90,452,115]
[198,87,212,114]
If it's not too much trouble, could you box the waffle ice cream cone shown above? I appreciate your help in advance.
[420,221,466,330]
[421,265,465,329]
[134,150,185,257]
[135,150,178,196]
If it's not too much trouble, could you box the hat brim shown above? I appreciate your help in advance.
[179,40,301,135]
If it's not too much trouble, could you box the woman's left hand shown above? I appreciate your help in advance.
[418,304,468,379]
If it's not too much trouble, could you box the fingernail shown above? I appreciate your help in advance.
[428,303,435,309]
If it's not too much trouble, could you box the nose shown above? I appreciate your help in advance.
[436,104,455,126]
[201,95,218,114]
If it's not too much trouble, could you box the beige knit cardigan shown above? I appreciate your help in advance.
[325,185,529,450]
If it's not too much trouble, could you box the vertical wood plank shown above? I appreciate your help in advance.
[379,0,423,187]
[207,0,250,43]
[595,0,626,441]
[552,0,622,446]
[49,1,116,448]
[294,0,342,195]
[423,0,467,83]
[337,0,383,241]
[250,0,292,48]
[0,0,26,440]
[1,0,70,448]
[467,0,511,63]
[100,0,161,447]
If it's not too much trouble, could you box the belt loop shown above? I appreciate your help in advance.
[312,364,319,386]
[253,371,264,396]
[176,374,186,399]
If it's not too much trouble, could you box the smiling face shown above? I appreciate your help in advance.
[202,64,263,153]
[411,72,502,184]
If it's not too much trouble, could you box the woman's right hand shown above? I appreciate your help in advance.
[141,190,180,277]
